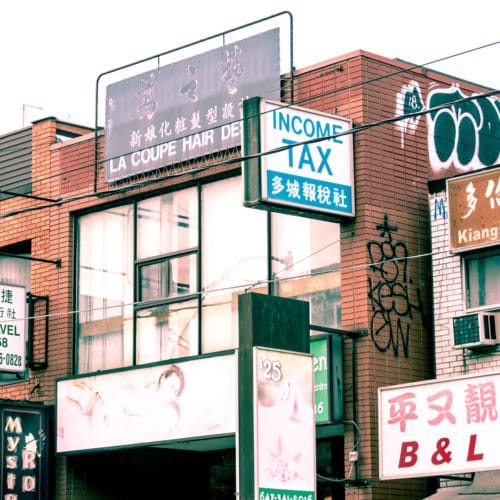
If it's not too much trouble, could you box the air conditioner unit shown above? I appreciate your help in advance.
[452,312,499,349]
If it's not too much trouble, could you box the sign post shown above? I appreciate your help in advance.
[237,293,315,499]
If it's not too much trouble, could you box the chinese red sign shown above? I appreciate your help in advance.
[447,167,500,252]
[379,371,500,479]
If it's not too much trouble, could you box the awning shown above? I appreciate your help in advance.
[423,471,500,499]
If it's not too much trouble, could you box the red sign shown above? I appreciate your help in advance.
[379,371,500,479]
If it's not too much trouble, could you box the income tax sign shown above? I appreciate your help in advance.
[254,99,354,218]
[0,284,26,373]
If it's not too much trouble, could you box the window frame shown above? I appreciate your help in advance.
[74,174,342,374]
[463,248,500,312]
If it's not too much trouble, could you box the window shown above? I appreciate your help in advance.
[0,245,31,383]
[77,206,134,372]
[76,175,341,374]
[201,176,267,353]
[271,212,341,328]
[465,250,500,310]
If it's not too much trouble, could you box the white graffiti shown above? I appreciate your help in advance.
[395,80,424,148]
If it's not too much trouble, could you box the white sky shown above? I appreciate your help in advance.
[1,0,498,135]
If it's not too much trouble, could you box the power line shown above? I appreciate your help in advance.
[0,244,439,325]
[0,40,498,192]
[1,86,498,220]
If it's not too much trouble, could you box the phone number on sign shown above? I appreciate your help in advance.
[0,353,22,366]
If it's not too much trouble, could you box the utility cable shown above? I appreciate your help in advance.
[0,41,497,190]
[1,87,498,219]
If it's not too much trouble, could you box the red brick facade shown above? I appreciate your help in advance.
[0,50,493,499]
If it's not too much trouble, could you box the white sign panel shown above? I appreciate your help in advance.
[379,371,500,479]
[254,347,316,499]
[260,100,354,217]
[0,284,26,373]
[56,353,236,453]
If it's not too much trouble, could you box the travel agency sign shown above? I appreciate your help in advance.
[243,97,354,219]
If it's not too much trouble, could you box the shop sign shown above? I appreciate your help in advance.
[447,166,500,252]
[104,29,280,182]
[56,353,236,453]
[0,284,26,373]
[310,337,330,423]
[254,347,316,499]
[243,97,354,219]
[379,371,500,479]
[1,403,49,499]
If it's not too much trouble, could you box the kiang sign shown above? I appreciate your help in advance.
[243,97,354,219]
[1,403,49,499]
[378,371,500,479]
[447,166,500,252]
[104,29,280,183]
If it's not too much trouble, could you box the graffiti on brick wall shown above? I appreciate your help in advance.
[433,196,448,220]
[367,215,425,357]
[427,84,499,174]
[395,80,424,148]
[395,82,499,177]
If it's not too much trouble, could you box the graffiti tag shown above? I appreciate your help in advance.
[367,215,425,357]
[427,84,499,173]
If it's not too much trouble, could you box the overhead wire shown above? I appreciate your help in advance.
[1,86,498,219]
[0,40,498,203]
[0,42,498,324]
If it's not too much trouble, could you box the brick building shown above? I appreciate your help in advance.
[0,32,497,500]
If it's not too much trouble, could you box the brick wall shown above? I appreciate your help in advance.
[430,191,500,377]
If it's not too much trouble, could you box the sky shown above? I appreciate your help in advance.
[1,0,498,135]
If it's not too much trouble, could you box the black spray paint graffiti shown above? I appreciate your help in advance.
[367,216,425,357]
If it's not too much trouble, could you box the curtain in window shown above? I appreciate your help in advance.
[201,176,267,353]
[77,206,134,372]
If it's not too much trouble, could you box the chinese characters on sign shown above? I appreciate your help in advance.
[0,284,26,373]
[243,97,354,219]
[447,167,500,251]
[379,372,500,479]
[105,29,280,182]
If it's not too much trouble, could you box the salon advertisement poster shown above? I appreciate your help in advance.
[254,347,316,499]
[56,353,236,453]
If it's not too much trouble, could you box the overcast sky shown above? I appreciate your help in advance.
[1,0,498,135]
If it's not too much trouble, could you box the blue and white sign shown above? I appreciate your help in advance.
[259,99,354,217]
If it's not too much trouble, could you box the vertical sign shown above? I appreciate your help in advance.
[310,337,330,423]
[1,403,49,499]
[254,347,316,499]
[0,284,26,373]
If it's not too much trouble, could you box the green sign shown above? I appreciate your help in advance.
[310,337,330,423]
[259,487,314,499]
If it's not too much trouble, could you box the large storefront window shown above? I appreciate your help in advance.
[76,175,341,374]
[77,206,134,372]
[465,250,500,309]
[201,176,267,353]
[271,212,341,328]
